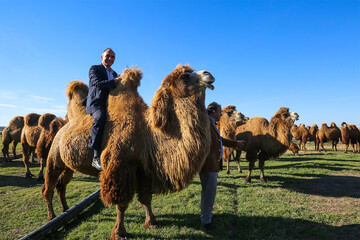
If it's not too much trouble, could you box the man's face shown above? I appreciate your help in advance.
[101,50,115,68]
[213,107,222,122]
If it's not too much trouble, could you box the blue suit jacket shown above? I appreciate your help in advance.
[85,64,118,114]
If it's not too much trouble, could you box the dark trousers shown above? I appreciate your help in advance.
[88,107,106,151]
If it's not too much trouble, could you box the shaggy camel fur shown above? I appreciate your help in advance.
[288,142,299,155]
[42,65,215,239]
[291,124,310,150]
[316,122,341,152]
[235,107,299,183]
[218,105,248,174]
[340,122,359,153]
[21,113,42,178]
[36,114,67,181]
[2,116,24,161]
[306,124,319,150]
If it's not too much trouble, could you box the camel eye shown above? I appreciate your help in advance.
[180,73,190,83]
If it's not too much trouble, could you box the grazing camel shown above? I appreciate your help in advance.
[235,107,299,183]
[288,142,300,155]
[340,122,359,153]
[21,113,42,178]
[291,124,310,150]
[36,113,67,181]
[306,124,319,150]
[42,65,215,239]
[316,122,341,152]
[218,105,248,174]
[2,116,24,161]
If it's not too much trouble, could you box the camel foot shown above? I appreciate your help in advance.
[26,172,34,178]
[260,178,268,183]
[37,176,44,182]
[245,178,251,183]
[144,222,158,229]
[226,170,230,175]
[48,214,56,221]
[238,169,242,173]
[110,232,133,240]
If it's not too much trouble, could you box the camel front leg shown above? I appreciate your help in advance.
[2,144,9,161]
[110,204,130,240]
[55,167,74,212]
[245,151,257,183]
[38,157,46,181]
[344,144,349,153]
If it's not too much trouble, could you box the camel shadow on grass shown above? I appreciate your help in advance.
[0,174,44,188]
[50,211,360,240]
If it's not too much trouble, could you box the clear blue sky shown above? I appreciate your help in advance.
[0,0,359,127]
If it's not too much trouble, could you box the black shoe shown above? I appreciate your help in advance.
[204,223,215,231]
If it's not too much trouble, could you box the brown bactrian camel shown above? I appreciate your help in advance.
[340,122,359,153]
[36,113,67,181]
[218,105,248,174]
[21,113,42,178]
[288,142,299,155]
[42,65,215,239]
[235,107,299,183]
[306,124,319,150]
[291,123,310,150]
[2,116,24,161]
[316,122,341,152]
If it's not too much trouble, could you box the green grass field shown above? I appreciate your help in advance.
[0,141,359,240]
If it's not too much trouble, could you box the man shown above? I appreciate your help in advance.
[200,102,245,230]
[86,48,121,171]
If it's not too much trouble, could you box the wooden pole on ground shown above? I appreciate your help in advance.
[19,189,101,240]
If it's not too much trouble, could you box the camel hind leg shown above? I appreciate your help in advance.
[22,142,34,178]
[234,150,242,173]
[11,141,18,159]
[258,151,270,182]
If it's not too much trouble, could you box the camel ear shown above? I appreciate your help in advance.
[150,88,173,131]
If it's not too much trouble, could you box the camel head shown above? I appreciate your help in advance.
[330,122,338,128]
[341,122,347,128]
[113,67,143,94]
[150,64,215,132]
[222,105,248,127]
[269,107,299,138]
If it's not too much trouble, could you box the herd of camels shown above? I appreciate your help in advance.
[1,65,359,239]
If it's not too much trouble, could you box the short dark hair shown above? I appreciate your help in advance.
[102,48,115,55]
[207,102,221,115]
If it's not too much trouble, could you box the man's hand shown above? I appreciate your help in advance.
[236,140,246,150]
[114,76,122,84]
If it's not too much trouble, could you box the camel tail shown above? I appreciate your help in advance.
[99,163,137,206]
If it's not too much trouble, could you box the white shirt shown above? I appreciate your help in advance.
[103,64,115,80]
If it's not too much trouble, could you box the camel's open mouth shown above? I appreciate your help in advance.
[196,70,215,90]
[205,83,215,90]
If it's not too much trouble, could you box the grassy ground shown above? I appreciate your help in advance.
[0,141,359,240]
